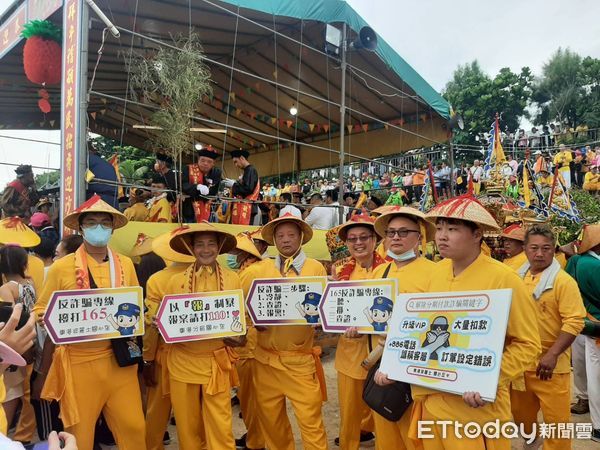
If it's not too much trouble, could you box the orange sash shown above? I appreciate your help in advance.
[188,164,212,222]
[231,178,260,225]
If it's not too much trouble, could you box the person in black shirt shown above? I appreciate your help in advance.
[224,150,260,225]
[153,153,177,203]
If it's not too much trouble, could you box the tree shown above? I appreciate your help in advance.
[443,61,533,148]
[35,170,60,190]
[531,48,583,128]
[89,135,155,184]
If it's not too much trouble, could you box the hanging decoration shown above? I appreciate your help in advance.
[20,19,62,113]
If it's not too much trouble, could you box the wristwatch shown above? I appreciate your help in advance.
[143,360,154,367]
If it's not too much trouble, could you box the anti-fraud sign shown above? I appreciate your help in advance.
[156,290,246,343]
[45,287,144,344]
[320,278,398,334]
[380,289,512,402]
[247,277,327,325]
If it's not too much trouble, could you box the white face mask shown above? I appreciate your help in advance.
[387,248,416,262]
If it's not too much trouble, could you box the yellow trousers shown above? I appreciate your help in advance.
[66,356,146,450]
[13,364,36,442]
[145,360,174,450]
[372,406,416,450]
[254,362,327,450]
[337,372,374,450]
[237,358,265,449]
[473,181,481,195]
[511,372,571,450]
[170,377,233,450]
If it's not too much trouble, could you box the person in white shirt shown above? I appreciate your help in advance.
[324,189,341,228]
[304,193,333,230]
[469,159,484,195]
[279,193,302,218]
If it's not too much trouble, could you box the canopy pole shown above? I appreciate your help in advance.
[338,23,347,225]
[60,0,89,236]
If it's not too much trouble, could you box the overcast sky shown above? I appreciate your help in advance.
[1,0,599,188]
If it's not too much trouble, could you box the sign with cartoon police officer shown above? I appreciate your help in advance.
[320,278,398,334]
[44,286,144,344]
[156,289,246,343]
[246,277,327,325]
[380,289,512,401]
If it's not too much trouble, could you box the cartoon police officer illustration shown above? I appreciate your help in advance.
[107,303,141,336]
[295,292,321,324]
[422,316,451,360]
[363,296,393,332]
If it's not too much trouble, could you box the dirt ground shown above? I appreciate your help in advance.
[102,348,599,449]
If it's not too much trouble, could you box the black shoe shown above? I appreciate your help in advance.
[592,429,600,442]
[571,398,590,414]
[163,431,171,445]
[231,395,240,406]
[334,432,375,446]
[360,432,375,443]
[235,433,247,449]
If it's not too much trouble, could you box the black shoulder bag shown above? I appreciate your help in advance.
[362,263,413,421]
[89,271,142,367]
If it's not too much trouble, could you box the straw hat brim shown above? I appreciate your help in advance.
[261,216,313,245]
[0,219,41,248]
[424,198,500,231]
[374,208,436,242]
[578,224,600,254]
[234,234,262,259]
[337,221,376,242]
[152,231,195,264]
[169,224,237,256]
[63,196,128,231]
[130,237,155,257]
[500,229,526,242]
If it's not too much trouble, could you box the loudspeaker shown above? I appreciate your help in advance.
[350,27,377,51]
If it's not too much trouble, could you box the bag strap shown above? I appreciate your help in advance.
[382,263,392,279]
[88,270,98,289]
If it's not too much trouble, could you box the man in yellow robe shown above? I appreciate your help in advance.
[371,207,436,450]
[142,230,195,450]
[241,213,328,450]
[231,232,268,450]
[147,175,172,223]
[123,188,149,222]
[500,223,527,271]
[33,194,146,450]
[163,224,242,450]
[332,213,387,449]
[511,225,585,450]
[402,195,541,449]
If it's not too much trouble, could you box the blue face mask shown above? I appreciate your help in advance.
[226,254,240,270]
[82,224,113,247]
[387,248,416,262]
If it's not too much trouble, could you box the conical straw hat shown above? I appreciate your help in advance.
[0,217,41,247]
[64,194,128,231]
[425,195,500,231]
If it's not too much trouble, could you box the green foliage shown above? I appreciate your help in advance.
[35,170,60,190]
[532,48,600,129]
[21,20,61,42]
[550,189,600,243]
[89,136,154,184]
[125,33,212,162]
[443,61,533,148]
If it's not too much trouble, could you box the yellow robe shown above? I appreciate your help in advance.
[164,265,240,450]
[148,198,172,223]
[244,256,329,450]
[410,253,541,450]
[371,258,436,450]
[235,259,272,450]
[143,263,190,450]
[334,263,377,450]
[124,202,149,222]
[27,254,45,295]
[33,251,146,450]
[502,251,527,272]
[511,269,585,450]
[583,172,599,191]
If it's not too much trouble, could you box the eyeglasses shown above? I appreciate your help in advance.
[81,220,113,228]
[346,235,374,244]
[385,229,419,238]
